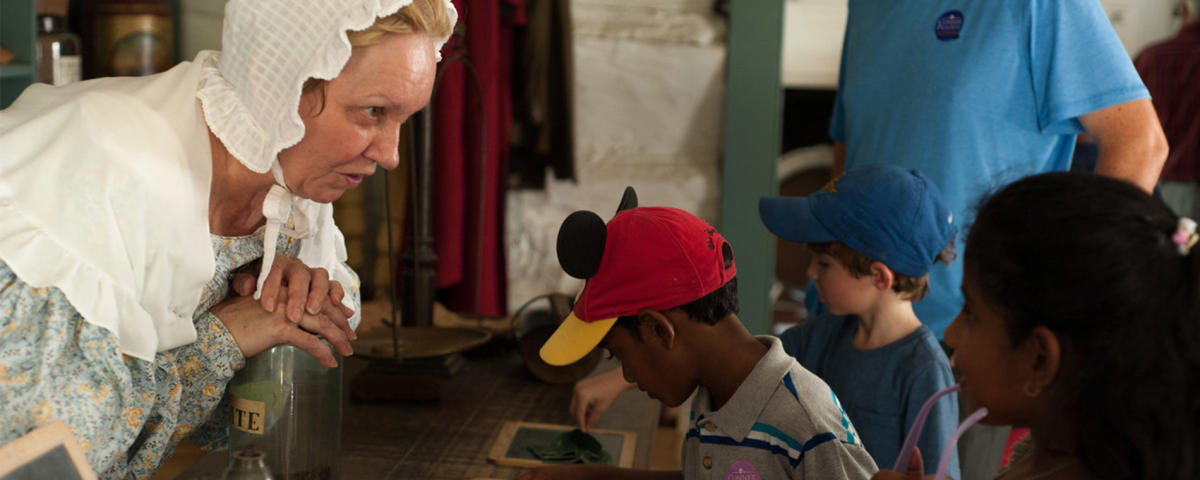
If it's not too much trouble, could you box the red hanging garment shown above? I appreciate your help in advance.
[432,0,524,317]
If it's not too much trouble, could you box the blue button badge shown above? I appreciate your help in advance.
[935,10,964,41]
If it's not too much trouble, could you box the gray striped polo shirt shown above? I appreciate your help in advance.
[683,336,878,479]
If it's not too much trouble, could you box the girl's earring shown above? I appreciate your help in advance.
[1022,381,1041,398]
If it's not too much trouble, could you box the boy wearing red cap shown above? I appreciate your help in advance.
[522,188,877,480]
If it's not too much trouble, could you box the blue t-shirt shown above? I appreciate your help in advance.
[829,0,1150,338]
[780,315,959,477]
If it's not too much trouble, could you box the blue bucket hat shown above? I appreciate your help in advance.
[759,165,956,277]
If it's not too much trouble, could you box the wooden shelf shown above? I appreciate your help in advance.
[0,64,34,80]
[0,0,35,108]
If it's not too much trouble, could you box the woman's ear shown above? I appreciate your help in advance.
[638,309,676,351]
[1023,325,1062,395]
[869,261,895,292]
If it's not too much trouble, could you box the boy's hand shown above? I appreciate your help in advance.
[871,448,948,480]
[571,367,636,431]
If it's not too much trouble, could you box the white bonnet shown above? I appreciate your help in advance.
[197,0,457,174]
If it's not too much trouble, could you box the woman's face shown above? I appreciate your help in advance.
[278,32,437,203]
[943,266,1038,425]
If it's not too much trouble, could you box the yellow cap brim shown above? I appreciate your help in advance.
[538,312,618,366]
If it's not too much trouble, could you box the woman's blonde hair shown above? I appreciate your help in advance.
[302,0,453,108]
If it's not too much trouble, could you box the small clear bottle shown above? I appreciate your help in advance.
[221,447,276,480]
[35,0,82,85]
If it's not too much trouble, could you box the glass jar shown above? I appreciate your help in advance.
[87,0,173,77]
[228,345,342,480]
[221,448,275,480]
[35,0,81,85]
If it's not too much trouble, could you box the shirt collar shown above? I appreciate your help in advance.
[694,336,793,442]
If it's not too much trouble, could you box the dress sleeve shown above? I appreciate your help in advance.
[125,312,245,478]
[904,363,959,477]
[0,261,244,479]
[1028,0,1149,134]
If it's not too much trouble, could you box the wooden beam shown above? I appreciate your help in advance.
[720,0,784,335]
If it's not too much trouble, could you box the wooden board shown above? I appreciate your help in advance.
[487,421,636,469]
[0,421,96,480]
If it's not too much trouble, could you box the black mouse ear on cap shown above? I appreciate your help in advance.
[557,210,607,279]
[615,186,638,214]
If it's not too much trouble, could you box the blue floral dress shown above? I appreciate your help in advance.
[0,228,360,479]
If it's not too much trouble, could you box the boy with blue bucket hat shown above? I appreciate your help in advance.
[759,164,960,477]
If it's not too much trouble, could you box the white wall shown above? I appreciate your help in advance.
[505,0,727,310]
[1099,0,1182,56]
[179,0,228,60]
[781,0,845,89]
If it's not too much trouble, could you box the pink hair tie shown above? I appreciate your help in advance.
[1174,218,1198,256]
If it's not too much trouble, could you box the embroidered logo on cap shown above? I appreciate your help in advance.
[821,177,840,194]
[935,10,964,41]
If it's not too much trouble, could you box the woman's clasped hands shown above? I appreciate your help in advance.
[211,253,357,368]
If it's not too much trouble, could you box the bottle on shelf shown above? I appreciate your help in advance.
[35,0,82,85]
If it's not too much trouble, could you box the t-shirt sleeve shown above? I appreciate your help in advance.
[778,315,845,376]
[904,363,959,477]
[1028,0,1149,135]
[778,323,811,359]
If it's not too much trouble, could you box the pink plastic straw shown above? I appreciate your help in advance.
[893,384,961,471]
[934,407,989,480]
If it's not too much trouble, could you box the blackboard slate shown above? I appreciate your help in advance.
[488,421,638,468]
[1,445,85,480]
[503,427,622,463]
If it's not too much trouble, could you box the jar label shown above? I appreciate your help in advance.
[231,395,266,435]
[54,55,81,86]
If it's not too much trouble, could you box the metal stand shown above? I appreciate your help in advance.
[349,32,492,403]
[400,106,437,328]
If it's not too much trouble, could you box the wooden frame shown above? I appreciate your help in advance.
[487,421,637,469]
[720,0,785,335]
[0,421,96,480]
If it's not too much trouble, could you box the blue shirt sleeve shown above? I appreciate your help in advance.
[905,364,960,477]
[778,322,811,360]
[1029,0,1149,134]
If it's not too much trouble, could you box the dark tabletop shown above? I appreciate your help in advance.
[178,344,659,479]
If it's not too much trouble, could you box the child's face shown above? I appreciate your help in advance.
[602,321,697,407]
[943,269,1036,425]
[806,252,878,316]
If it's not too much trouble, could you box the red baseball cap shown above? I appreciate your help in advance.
[540,196,736,367]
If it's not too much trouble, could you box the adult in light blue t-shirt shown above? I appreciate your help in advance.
[830,0,1167,340]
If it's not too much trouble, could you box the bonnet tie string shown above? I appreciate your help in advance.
[255,184,292,300]
[254,164,312,300]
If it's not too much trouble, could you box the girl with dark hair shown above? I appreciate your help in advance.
[875,171,1200,480]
